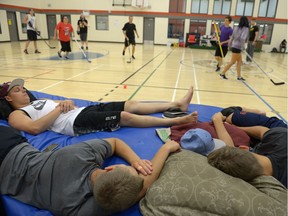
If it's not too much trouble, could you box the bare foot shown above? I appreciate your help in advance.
[173,86,194,112]
[176,111,198,125]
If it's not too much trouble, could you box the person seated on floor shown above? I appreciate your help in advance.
[207,112,287,188]
[280,39,287,53]
[0,78,198,136]
[220,106,287,128]
[0,125,181,216]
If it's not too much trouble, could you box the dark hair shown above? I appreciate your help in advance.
[225,16,232,23]
[207,146,264,181]
[238,16,249,28]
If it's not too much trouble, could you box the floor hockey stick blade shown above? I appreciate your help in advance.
[270,79,285,85]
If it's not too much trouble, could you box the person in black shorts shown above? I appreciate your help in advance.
[221,106,287,128]
[1,79,197,136]
[23,9,41,54]
[208,112,287,188]
[122,16,139,59]
[77,14,88,50]
[214,16,233,72]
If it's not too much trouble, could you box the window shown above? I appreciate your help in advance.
[96,16,109,30]
[213,0,231,15]
[258,0,278,17]
[168,18,185,38]
[169,0,186,13]
[258,23,273,44]
[191,0,209,14]
[236,0,254,16]
[189,20,207,35]
[21,12,27,33]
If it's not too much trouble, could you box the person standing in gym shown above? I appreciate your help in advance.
[245,18,259,64]
[23,9,41,54]
[122,16,139,59]
[77,14,88,50]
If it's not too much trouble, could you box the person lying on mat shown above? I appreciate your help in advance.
[206,112,287,188]
[0,78,198,136]
[220,106,287,128]
[0,125,181,215]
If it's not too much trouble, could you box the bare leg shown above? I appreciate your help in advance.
[222,53,238,75]
[132,45,135,56]
[236,54,242,78]
[33,41,38,50]
[25,41,31,50]
[124,86,194,114]
[120,111,198,127]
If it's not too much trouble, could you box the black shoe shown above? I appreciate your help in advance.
[65,56,69,59]
[220,74,228,80]
[216,66,220,72]
[24,49,28,54]
[35,49,41,54]
[132,55,135,59]
[122,50,125,56]
[57,51,62,58]
[237,77,246,81]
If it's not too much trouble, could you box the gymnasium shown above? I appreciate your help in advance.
[0,0,287,215]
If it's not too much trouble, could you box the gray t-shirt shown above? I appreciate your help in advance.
[0,139,113,216]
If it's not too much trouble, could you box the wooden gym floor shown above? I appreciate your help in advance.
[0,41,287,122]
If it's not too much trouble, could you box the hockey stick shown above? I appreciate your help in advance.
[244,50,285,85]
[213,21,224,58]
[127,42,132,63]
[73,38,91,63]
[33,28,56,49]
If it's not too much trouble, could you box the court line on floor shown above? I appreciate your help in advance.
[128,49,175,100]
[171,50,185,102]
[37,65,104,92]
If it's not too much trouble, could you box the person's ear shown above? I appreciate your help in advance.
[4,95,12,102]
[105,166,114,172]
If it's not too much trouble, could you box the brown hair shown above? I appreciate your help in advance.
[93,167,144,213]
[207,147,264,181]
[225,16,232,23]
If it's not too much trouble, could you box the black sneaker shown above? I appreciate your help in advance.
[122,50,125,56]
[132,55,135,59]
[237,77,246,81]
[216,66,220,72]
[24,49,28,54]
[220,74,228,80]
[65,56,69,59]
[35,49,41,54]
[57,51,62,58]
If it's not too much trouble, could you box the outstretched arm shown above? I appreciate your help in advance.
[212,112,234,147]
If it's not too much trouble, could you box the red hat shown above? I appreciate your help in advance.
[0,78,24,98]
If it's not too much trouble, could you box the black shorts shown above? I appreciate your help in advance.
[27,30,37,41]
[125,37,136,47]
[60,41,71,52]
[231,47,242,53]
[80,33,87,41]
[73,102,125,135]
[215,45,228,57]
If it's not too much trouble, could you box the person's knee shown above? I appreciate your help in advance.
[120,111,134,125]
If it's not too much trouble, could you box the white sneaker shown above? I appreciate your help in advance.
[243,61,251,65]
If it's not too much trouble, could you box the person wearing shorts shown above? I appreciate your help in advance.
[23,9,41,54]
[122,16,139,59]
[1,78,198,136]
[220,16,249,81]
[208,112,287,188]
[221,106,287,128]
[214,16,233,72]
[77,14,88,50]
[54,16,75,59]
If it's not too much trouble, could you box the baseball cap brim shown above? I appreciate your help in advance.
[8,79,25,92]
[211,138,226,153]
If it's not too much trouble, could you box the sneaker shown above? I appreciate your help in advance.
[35,49,41,54]
[65,56,69,59]
[24,49,28,54]
[81,46,84,50]
[237,77,246,81]
[132,55,135,59]
[162,107,188,118]
[215,66,221,72]
[220,74,228,80]
[122,50,125,56]
[57,51,62,58]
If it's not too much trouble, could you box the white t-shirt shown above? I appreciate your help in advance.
[27,14,36,30]
[20,99,85,136]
